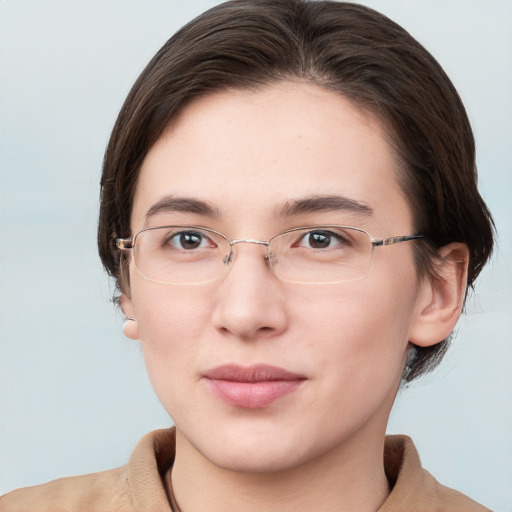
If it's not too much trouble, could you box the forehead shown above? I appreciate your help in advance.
[132,81,413,234]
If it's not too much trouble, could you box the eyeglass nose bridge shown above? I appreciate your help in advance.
[223,238,271,267]
[230,238,270,247]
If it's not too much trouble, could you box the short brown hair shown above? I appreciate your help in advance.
[98,0,494,381]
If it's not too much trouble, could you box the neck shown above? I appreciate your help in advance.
[167,427,390,512]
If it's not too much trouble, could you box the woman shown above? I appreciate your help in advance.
[0,1,498,510]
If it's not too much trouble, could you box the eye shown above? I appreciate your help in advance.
[297,230,347,249]
[166,230,215,250]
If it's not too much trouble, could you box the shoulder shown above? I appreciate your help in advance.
[381,435,492,512]
[0,466,133,512]
[0,428,176,512]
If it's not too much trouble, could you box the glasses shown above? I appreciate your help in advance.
[116,225,423,285]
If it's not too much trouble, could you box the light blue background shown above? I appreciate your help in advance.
[1,1,511,510]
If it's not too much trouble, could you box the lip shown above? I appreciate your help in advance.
[203,364,306,409]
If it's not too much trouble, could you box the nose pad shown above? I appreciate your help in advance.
[223,249,235,267]
[223,241,272,273]
[266,251,278,268]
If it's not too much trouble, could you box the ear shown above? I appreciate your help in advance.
[120,294,140,340]
[409,243,469,347]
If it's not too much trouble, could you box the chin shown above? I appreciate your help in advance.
[179,417,322,474]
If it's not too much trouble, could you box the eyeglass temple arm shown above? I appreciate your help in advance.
[372,235,423,247]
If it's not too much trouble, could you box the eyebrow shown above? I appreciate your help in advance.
[144,194,373,224]
[278,195,374,218]
[145,196,220,223]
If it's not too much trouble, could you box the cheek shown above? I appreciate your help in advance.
[291,273,418,382]
[130,280,214,385]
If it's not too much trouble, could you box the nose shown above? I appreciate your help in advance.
[212,243,289,341]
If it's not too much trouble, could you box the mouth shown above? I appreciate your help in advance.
[203,364,306,409]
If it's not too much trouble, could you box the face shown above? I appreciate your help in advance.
[123,82,429,473]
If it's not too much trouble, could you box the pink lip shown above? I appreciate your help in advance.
[204,364,305,409]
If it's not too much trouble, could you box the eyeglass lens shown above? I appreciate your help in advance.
[130,226,373,285]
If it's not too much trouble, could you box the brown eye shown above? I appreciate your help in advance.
[308,231,332,249]
[298,230,345,249]
[166,231,212,250]
[180,233,202,249]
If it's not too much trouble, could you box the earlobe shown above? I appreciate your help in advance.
[409,243,469,348]
[120,294,140,340]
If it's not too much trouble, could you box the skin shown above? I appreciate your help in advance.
[122,82,468,512]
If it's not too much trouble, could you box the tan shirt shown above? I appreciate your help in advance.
[0,428,490,511]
